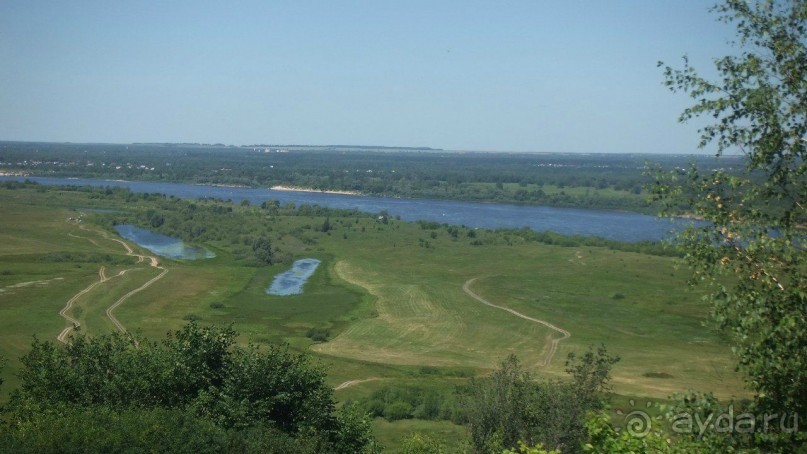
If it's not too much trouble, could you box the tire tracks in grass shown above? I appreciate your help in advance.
[333,275,571,389]
[79,224,167,333]
[334,377,383,391]
[105,266,168,333]
[462,277,570,368]
[86,225,168,333]
[57,267,107,343]
[58,222,168,342]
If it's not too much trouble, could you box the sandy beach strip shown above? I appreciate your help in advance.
[270,185,360,196]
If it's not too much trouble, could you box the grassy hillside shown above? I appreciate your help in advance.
[0,183,747,448]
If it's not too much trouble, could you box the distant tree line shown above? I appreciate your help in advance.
[0,142,744,212]
[1,181,679,264]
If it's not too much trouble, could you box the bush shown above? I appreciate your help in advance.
[0,406,230,453]
[8,323,376,453]
[460,348,619,453]
[401,433,448,454]
[305,327,330,342]
[357,384,461,423]
[365,399,386,418]
[383,401,413,421]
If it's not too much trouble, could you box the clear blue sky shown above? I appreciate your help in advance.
[0,1,736,153]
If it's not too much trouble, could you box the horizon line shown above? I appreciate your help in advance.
[0,139,744,157]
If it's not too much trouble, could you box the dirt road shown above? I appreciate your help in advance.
[58,222,168,342]
[105,266,168,332]
[334,377,382,391]
[462,277,570,367]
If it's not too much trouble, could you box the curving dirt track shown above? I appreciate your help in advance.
[105,266,167,332]
[334,377,382,391]
[462,277,570,367]
[58,222,168,342]
[57,267,107,343]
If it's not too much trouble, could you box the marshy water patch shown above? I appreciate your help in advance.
[114,224,215,260]
[266,258,321,295]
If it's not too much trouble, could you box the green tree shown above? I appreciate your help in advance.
[149,212,165,228]
[657,0,807,449]
[400,432,448,454]
[7,323,375,453]
[582,412,685,454]
[205,343,336,432]
[252,237,274,264]
[565,344,620,410]
[461,348,619,454]
[504,441,561,454]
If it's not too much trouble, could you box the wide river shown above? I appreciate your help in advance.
[1,176,694,242]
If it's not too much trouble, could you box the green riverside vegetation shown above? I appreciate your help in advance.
[3,0,805,451]
[0,181,745,451]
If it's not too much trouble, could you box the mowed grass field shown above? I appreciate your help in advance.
[311,225,745,399]
[0,186,747,425]
[0,201,140,393]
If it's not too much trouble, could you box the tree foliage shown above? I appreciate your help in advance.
[3,323,375,453]
[460,347,619,454]
[1,141,733,212]
[251,237,274,264]
[565,344,621,410]
[582,412,684,454]
[657,0,807,450]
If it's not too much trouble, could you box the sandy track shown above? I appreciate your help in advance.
[462,277,570,367]
[57,267,106,343]
[79,224,151,265]
[58,222,168,342]
[67,232,99,246]
[89,227,167,333]
[334,377,382,391]
[57,265,139,343]
[105,267,167,332]
[78,224,167,331]
[332,277,572,390]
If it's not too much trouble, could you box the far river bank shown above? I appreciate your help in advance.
[0,176,698,243]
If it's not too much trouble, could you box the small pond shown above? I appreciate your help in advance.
[114,224,215,260]
[266,258,321,295]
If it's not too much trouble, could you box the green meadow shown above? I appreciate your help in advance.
[0,183,747,448]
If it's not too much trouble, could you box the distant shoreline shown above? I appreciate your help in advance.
[270,185,360,196]
[196,183,249,188]
[677,213,706,221]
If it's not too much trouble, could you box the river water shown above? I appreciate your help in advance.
[2,176,694,242]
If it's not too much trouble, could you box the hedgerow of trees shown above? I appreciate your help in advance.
[0,323,375,453]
